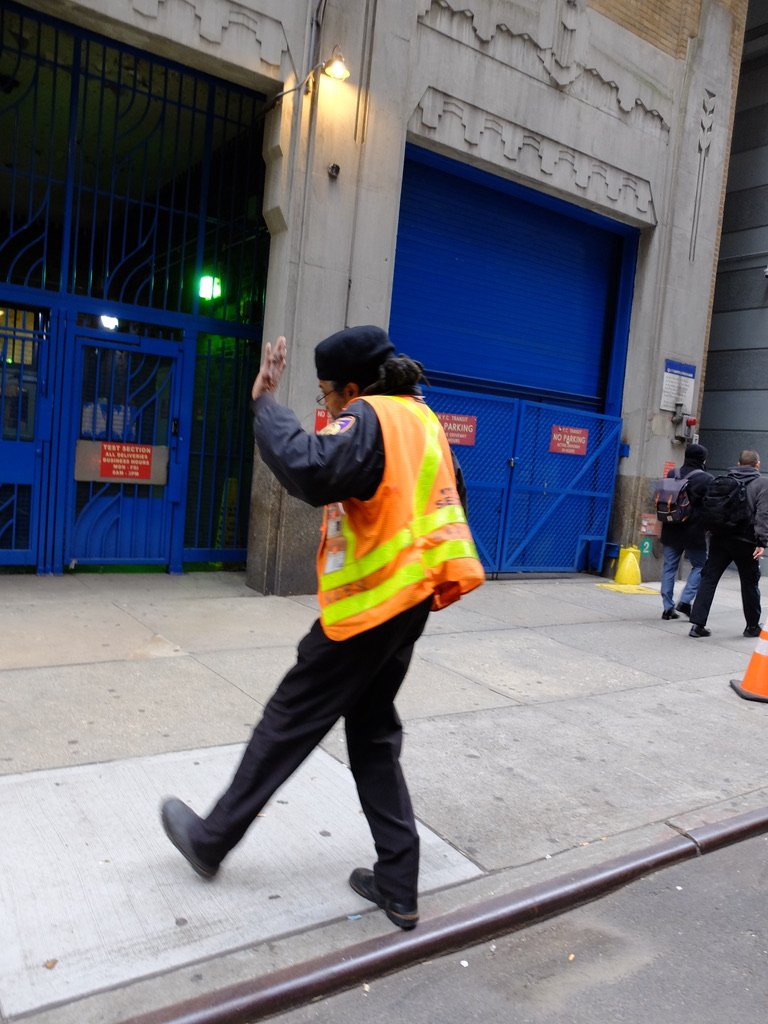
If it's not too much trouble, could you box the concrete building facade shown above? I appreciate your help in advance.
[2,0,749,591]
[700,1,768,472]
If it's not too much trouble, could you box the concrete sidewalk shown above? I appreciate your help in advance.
[2,569,768,1023]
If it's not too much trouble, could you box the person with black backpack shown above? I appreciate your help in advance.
[688,450,768,638]
[658,443,712,620]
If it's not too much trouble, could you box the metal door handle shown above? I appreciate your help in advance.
[171,418,179,437]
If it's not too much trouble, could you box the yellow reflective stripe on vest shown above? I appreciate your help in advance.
[422,537,480,568]
[319,504,467,593]
[412,504,466,538]
[319,525,413,592]
[340,510,357,561]
[321,561,428,627]
[388,398,442,517]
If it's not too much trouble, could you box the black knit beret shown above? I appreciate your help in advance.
[314,325,395,386]
[684,443,708,465]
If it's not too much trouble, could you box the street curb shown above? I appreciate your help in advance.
[121,807,768,1024]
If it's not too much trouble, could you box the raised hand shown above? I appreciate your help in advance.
[252,335,287,400]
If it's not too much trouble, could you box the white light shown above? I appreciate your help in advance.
[100,315,119,330]
[323,56,350,81]
[199,275,222,300]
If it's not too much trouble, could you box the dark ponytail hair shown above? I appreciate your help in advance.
[362,354,426,397]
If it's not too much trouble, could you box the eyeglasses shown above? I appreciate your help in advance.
[316,387,335,404]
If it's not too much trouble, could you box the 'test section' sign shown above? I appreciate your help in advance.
[100,442,153,480]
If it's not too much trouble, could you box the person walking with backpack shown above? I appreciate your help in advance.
[689,450,768,638]
[658,443,712,620]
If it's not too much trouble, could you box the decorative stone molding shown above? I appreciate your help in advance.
[411,88,656,225]
[417,0,670,131]
[537,0,588,88]
[689,89,716,262]
[131,0,286,65]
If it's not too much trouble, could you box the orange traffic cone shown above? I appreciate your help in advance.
[730,628,768,701]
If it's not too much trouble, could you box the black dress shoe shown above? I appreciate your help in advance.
[161,797,219,879]
[676,602,692,617]
[661,609,680,620]
[744,625,762,638]
[349,867,419,930]
[689,624,711,638]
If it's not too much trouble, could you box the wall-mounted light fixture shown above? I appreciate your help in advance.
[265,46,351,112]
[321,47,350,82]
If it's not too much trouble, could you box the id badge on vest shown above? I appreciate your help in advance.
[324,503,347,574]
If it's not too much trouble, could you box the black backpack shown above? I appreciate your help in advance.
[701,474,751,531]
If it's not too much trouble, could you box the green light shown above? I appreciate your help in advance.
[199,275,222,300]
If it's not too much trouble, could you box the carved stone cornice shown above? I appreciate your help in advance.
[417,0,670,133]
[411,89,656,226]
[132,0,286,65]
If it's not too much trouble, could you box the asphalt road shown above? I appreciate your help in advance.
[272,833,768,1024]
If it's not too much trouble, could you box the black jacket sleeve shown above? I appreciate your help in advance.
[748,477,768,547]
[251,394,384,507]
[659,465,712,548]
[683,467,712,506]
[451,450,468,515]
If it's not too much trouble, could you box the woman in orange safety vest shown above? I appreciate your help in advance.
[161,325,484,931]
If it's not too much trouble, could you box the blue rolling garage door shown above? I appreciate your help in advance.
[389,147,637,575]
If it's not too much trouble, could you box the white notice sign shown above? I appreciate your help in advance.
[660,359,696,413]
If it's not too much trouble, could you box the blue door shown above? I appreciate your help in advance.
[502,400,623,572]
[390,148,637,417]
[425,387,622,575]
[0,305,53,565]
[57,327,186,571]
[390,147,635,574]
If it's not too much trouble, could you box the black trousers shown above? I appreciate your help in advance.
[690,534,761,629]
[190,595,433,902]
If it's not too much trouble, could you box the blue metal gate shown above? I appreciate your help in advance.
[425,387,622,574]
[0,3,266,573]
[62,325,184,568]
[0,305,53,564]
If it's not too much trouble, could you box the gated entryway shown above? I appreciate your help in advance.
[67,325,182,565]
[391,146,638,575]
[425,387,622,574]
[0,3,267,573]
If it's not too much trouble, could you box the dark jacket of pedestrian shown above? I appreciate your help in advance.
[660,445,712,549]
[725,463,768,546]
[689,450,768,637]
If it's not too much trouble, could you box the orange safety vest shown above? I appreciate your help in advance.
[317,395,485,640]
